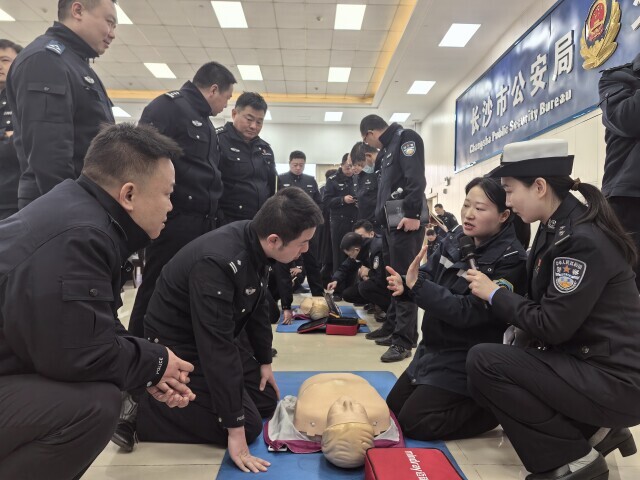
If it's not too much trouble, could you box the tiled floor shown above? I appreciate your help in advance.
[85,287,640,479]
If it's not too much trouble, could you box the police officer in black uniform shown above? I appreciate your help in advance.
[324,153,358,280]
[126,62,236,340]
[599,53,640,291]
[0,124,196,479]
[355,142,380,230]
[360,115,427,363]
[0,40,22,220]
[217,92,276,222]
[278,150,324,297]
[134,188,323,474]
[466,139,640,480]
[7,0,117,208]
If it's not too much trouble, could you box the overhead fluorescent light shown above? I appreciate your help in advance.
[112,106,131,118]
[0,8,15,22]
[408,80,436,95]
[334,4,366,30]
[328,67,351,83]
[237,65,263,81]
[439,23,481,47]
[144,63,176,79]
[325,112,343,122]
[115,5,133,25]
[211,1,248,28]
[265,111,272,120]
[390,113,410,123]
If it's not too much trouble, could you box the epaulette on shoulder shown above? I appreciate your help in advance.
[164,90,181,99]
[600,62,632,74]
[215,125,226,134]
[44,40,65,56]
[328,174,337,180]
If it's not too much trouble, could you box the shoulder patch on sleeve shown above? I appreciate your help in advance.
[493,278,514,292]
[553,257,587,294]
[164,90,181,99]
[401,141,416,156]
[45,40,65,55]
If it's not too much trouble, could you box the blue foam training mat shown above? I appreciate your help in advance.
[216,371,467,480]
[276,305,370,333]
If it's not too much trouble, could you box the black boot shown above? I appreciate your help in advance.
[111,392,138,452]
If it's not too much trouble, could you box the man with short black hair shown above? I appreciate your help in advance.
[0,123,196,479]
[0,39,22,220]
[7,0,118,208]
[135,188,324,474]
[126,61,236,340]
[434,203,458,234]
[360,114,426,362]
[218,92,276,222]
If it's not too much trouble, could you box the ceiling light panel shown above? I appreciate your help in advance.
[115,5,133,25]
[112,106,131,118]
[325,112,343,122]
[0,8,15,22]
[390,113,410,122]
[211,1,248,28]
[408,80,436,95]
[334,4,366,30]
[328,67,351,83]
[237,65,263,81]
[439,23,481,47]
[144,63,177,79]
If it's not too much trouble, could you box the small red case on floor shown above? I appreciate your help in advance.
[364,447,464,480]
[325,317,358,335]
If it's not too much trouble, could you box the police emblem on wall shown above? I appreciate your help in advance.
[553,257,587,294]
[579,0,621,69]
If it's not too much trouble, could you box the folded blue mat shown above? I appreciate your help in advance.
[276,305,370,333]
[216,371,467,480]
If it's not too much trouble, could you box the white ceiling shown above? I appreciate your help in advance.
[0,0,539,124]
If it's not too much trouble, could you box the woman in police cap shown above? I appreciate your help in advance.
[465,138,640,480]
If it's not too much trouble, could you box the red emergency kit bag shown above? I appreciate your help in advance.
[364,447,464,480]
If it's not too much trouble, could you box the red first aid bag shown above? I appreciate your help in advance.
[364,447,464,480]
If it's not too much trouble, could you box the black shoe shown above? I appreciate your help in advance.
[294,286,310,294]
[594,427,637,457]
[111,393,138,452]
[365,328,392,340]
[332,294,342,302]
[271,347,278,358]
[525,453,608,479]
[375,335,417,348]
[353,302,366,307]
[381,345,412,363]
[364,303,374,313]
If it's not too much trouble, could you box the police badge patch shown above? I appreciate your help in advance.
[553,257,587,294]
[401,141,416,156]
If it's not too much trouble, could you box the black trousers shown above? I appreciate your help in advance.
[386,371,497,441]
[330,214,356,274]
[608,196,640,291]
[0,374,120,479]
[342,282,367,305]
[129,209,217,337]
[137,346,278,446]
[301,231,324,296]
[359,279,391,311]
[467,344,640,473]
[381,227,424,349]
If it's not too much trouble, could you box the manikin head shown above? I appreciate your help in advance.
[321,396,375,468]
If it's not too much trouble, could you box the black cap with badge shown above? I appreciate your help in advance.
[487,139,574,178]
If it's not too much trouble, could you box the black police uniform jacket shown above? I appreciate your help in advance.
[598,53,640,198]
[406,223,527,396]
[6,22,114,205]
[491,195,640,414]
[331,236,385,288]
[0,88,19,211]
[376,123,427,225]
[278,171,322,206]
[144,220,273,429]
[139,82,222,216]
[323,168,358,220]
[217,123,276,220]
[0,176,167,389]
[355,171,378,224]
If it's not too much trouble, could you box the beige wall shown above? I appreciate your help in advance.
[419,0,610,247]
